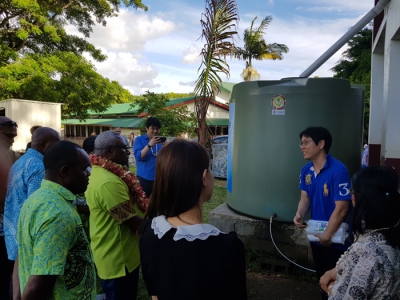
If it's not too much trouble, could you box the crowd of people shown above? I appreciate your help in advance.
[0,116,399,300]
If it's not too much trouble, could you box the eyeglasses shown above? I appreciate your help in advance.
[111,145,130,153]
[299,140,313,147]
[0,121,18,128]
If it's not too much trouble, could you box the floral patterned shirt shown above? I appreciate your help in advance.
[18,180,96,299]
[330,232,400,300]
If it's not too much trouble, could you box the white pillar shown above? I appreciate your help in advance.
[369,53,384,145]
[382,39,400,166]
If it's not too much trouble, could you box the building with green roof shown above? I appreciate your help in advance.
[62,94,232,140]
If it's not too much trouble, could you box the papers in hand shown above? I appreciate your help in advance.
[305,220,349,245]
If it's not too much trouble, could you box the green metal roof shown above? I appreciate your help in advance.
[219,82,236,94]
[87,97,196,117]
[64,96,228,128]
[87,103,140,116]
[62,118,144,128]
[166,96,196,106]
[63,117,228,128]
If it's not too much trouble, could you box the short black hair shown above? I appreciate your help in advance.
[351,166,400,248]
[44,141,82,173]
[82,136,97,154]
[299,126,332,153]
[146,117,161,129]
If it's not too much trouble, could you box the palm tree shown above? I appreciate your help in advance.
[232,16,289,81]
[193,0,238,146]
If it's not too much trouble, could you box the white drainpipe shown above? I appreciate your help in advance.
[299,0,391,78]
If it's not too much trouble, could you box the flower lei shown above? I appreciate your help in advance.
[89,154,149,212]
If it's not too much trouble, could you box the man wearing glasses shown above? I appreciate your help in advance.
[86,131,144,300]
[293,126,352,300]
[0,117,19,299]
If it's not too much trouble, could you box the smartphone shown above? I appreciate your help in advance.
[155,136,167,143]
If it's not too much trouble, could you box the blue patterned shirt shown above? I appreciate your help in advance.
[4,148,44,260]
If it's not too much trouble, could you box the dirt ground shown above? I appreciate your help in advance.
[247,272,321,300]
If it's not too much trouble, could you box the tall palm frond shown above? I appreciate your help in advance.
[231,15,289,81]
[193,0,238,146]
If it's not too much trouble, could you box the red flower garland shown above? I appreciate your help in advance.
[89,154,149,212]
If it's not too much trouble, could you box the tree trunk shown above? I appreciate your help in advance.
[195,96,210,147]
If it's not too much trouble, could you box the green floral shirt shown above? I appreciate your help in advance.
[18,180,96,299]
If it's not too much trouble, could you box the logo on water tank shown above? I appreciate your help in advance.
[271,94,286,115]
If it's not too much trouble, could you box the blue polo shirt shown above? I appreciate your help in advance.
[133,135,163,181]
[299,154,351,222]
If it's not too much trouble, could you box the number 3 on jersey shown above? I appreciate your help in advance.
[339,183,350,196]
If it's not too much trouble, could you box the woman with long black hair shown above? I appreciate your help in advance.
[320,166,400,299]
[140,139,247,300]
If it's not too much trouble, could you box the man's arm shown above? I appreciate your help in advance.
[293,190,310,228]
[316,200,349,247]
[12,257,21,300]
[124,215,144,233]
[133,137,148,160]
[19,212,75,299]
[26,170,45,198]
[21,275,56,300]
[103,181,144,232]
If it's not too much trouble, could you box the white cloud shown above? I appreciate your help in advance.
[179,80,196,87]
[85,50,160,95]
[65,1,374,93]
[86,10,177,52]
[182,45,202,64]
[225,11,370,81]
[294,0,373,14]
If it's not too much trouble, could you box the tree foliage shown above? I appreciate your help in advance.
[0,0,148,65]
[0,51,132,119]
[331,25,372,134]
[194,0,238,146]
[231,16,289,81]
[163,92,193,99]
[133,91,196,137]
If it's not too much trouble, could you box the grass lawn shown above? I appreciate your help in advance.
[203,179,227,223]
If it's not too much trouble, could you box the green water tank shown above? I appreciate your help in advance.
[226,78,365,222]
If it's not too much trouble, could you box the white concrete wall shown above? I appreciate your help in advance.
[215,90,231,104]
[382,39,400,158]
[207,105,229,119]
[370,0,400,162]
[180,102,229,119]
[1,99,62,152]
[369,53,384,145]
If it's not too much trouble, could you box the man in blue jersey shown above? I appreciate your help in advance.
[293,126,351,300]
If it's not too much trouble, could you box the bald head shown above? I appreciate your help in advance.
[0,116,13,123]
[31,127,61,154]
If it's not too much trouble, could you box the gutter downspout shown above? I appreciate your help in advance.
[299,0,390,78]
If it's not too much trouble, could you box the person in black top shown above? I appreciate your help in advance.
[140,139,247,300]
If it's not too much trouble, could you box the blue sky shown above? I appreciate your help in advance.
[68,0,374,95]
